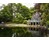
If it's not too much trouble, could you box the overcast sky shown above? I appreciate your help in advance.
[0,3,35,8]
[0,0,36,8]
[0,0,48,8]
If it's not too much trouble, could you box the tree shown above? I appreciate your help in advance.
[40,3,49,26]
[0,4,13,23]
[12,3,32,23]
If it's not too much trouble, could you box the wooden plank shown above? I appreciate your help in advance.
[0,24,45,28]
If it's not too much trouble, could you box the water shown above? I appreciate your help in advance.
[12,32,16,37]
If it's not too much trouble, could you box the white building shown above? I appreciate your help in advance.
[27,12,41,25]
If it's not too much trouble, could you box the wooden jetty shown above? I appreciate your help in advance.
[0,23,46,28]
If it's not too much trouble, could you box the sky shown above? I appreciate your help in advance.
[0,0,37,8]
[0,0,49,8]
[0,3,35,8]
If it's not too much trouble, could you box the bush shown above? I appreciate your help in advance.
[46,21,49,27]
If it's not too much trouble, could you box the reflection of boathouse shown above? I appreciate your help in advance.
[27,12,41,25]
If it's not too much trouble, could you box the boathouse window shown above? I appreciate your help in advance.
[34,22,35,25]
[31,22,32,25]
[37,22,38,25]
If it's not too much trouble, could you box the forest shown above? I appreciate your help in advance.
[0,3,49,37]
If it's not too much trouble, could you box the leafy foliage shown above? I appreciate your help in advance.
[40,4,49,26]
